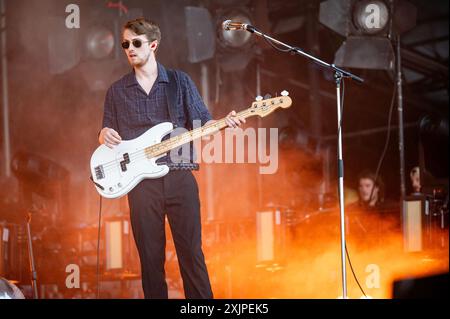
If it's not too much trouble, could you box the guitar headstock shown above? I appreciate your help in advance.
[249,90,292,118]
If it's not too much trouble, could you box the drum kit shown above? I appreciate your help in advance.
[0,201,27,285]
[0,197,142,298]
[0,152,142,299]
[0,199,63,298]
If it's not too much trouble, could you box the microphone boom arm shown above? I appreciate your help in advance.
[222,20,363,83]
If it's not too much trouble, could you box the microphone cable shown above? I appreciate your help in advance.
[341,80,397,298]
[261,33,292,53]
[368,82,397,205]
[257,27,311,56]
[345,244,367,298]
[337,79,367,298]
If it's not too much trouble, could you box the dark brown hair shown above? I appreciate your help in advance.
[123,17,161,47]
[358,170,385,203]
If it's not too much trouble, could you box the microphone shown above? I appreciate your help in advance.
[222,20,255,32]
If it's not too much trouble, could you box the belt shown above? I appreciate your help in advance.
[167,163,199,171]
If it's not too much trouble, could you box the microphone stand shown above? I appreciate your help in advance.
[242,25,364,299]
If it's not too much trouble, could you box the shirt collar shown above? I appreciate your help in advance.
[125,62,169,87]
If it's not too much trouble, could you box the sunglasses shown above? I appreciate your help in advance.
[121,39,151,49]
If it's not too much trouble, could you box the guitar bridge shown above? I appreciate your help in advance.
[94,165,105,180]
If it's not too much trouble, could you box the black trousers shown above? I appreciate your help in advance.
[127,170,213,299]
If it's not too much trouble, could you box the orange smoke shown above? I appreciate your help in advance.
[176,147,449,299]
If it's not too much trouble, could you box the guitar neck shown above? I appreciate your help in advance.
[145,108,256,158]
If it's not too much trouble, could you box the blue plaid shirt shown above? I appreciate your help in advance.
[102,63,212,166]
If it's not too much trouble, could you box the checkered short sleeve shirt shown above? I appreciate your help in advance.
[102,63,212,141]
[100,63,212,166]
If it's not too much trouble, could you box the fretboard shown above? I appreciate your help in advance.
[144,108,257,159]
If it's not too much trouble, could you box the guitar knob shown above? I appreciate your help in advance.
[118,183,122,188]
[255,95,263,102]
[281,90,289,97]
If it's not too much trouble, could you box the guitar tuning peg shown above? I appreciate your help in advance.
[281,90,289,97]
[255,95,263,102]
[264,94,272,99]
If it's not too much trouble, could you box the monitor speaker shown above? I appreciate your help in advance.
[184,7,216,63]
[393,272,449,298]
[256,209,289,267]
[104,215,139,276]
[402,196,427,252]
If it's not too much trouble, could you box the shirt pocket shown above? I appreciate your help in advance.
[122,90,143,117]
[117,94,148,132]
[145,92,170,124]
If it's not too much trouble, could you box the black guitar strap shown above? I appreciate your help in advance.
[165,69,199,170]
[166,69,179,128]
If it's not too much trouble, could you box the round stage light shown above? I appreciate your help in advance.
[219,13,253,49]
[353,0,390,35]
[85,26,115,59]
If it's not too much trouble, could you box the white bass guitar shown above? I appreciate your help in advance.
[90,92,292,198]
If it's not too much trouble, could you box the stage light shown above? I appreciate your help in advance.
[11,151,69,199]
[215,8,256,72]
[319,0,416,70]
[219,13,253,49]
[319,0,392,37]
[352,0,390,35]
[47,6,121,74]
[85,25,115,60]
[47,3,143,91]
[11,151,69,183]
[184,6,216,63]
[334,36,394,70]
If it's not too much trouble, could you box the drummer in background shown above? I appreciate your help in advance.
[346,170,386,211]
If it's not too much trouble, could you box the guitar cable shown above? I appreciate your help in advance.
[89,175,103,298]
[96,195,103,299]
